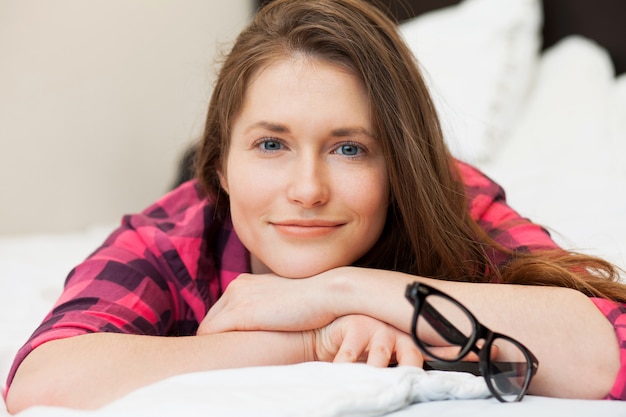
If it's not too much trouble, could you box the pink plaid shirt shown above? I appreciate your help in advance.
[7,161,626,399]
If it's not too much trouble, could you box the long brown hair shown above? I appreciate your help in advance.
[197,0,626,302]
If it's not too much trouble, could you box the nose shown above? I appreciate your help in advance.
[286,155,330,208]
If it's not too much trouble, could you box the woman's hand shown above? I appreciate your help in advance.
[198,266,417,336]
[313,314,424,367]
[198,272,337,335]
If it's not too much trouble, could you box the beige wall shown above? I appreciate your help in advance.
[0,0,254,236]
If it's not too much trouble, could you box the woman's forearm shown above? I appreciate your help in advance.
[329,267,620,399]
[6,330,309,413]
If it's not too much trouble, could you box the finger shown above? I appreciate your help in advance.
[425,346,479,361]
[197,303,242,335]
[197,297,228,335]
[333,329,370,364]
[197,316,222,335]
[460,351,480,362]
[393,334,424,367]
[487,343,500,360]
[365,331,394,368]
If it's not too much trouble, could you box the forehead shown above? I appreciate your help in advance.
[247,53,362,93]
[240,56,369,118]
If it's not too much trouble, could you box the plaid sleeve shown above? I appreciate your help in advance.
[6,180,218,388]
[457,161,626,400]
[457,160,560,255]
[590,298,626,400]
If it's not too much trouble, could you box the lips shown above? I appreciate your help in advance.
[270,220,345,238]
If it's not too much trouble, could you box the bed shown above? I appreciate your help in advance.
[2,0,626,415]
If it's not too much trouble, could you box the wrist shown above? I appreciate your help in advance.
[323,267,420,333]
[321,266,359,317]
[300,330,317,362]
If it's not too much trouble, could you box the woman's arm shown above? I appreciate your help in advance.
[6,312,422,413]
[201,267,621,399]
[5,331,307,413]
[338,268,620,400]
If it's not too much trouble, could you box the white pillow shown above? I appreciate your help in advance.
[479,36,626,271]
[399,0,541,164]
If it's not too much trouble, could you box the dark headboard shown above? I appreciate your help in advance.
[257,0,626,75]
[541,0,625,75]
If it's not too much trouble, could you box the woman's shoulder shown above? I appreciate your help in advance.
[125,179,216,233]
[454,159,500,191]
[453,159,506,217]
[99,179,220,258]
[145,178,211,215]
[84,179,227,293]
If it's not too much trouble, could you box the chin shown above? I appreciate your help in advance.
[269,261,344,279]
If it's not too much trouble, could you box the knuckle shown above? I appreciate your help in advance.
[338,348,359,362]
[372,344,392,359]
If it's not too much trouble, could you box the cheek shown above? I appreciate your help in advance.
[225,163,277,218]
[368,186,390,233]
[347,166,390,229]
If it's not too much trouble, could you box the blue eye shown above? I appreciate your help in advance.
[259,139,283,151]
[336,143,361,156]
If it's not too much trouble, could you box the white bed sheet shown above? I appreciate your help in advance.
[2,0,626,415]
[5,363,626,417]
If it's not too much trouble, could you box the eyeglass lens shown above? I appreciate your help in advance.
[416,294,474,361]
[487,337,530,401]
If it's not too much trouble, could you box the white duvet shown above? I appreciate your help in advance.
[2,0,626,415]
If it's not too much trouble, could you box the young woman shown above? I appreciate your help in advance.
[6,0,626,412]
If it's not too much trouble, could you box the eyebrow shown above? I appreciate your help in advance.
[246,121,290,134]
[245,121,375,138]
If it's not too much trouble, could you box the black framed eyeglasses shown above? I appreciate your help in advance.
[405,282,539,402]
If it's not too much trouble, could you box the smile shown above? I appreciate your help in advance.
[270,220,345,238]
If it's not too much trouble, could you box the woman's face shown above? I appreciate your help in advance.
[220,56,389,278]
